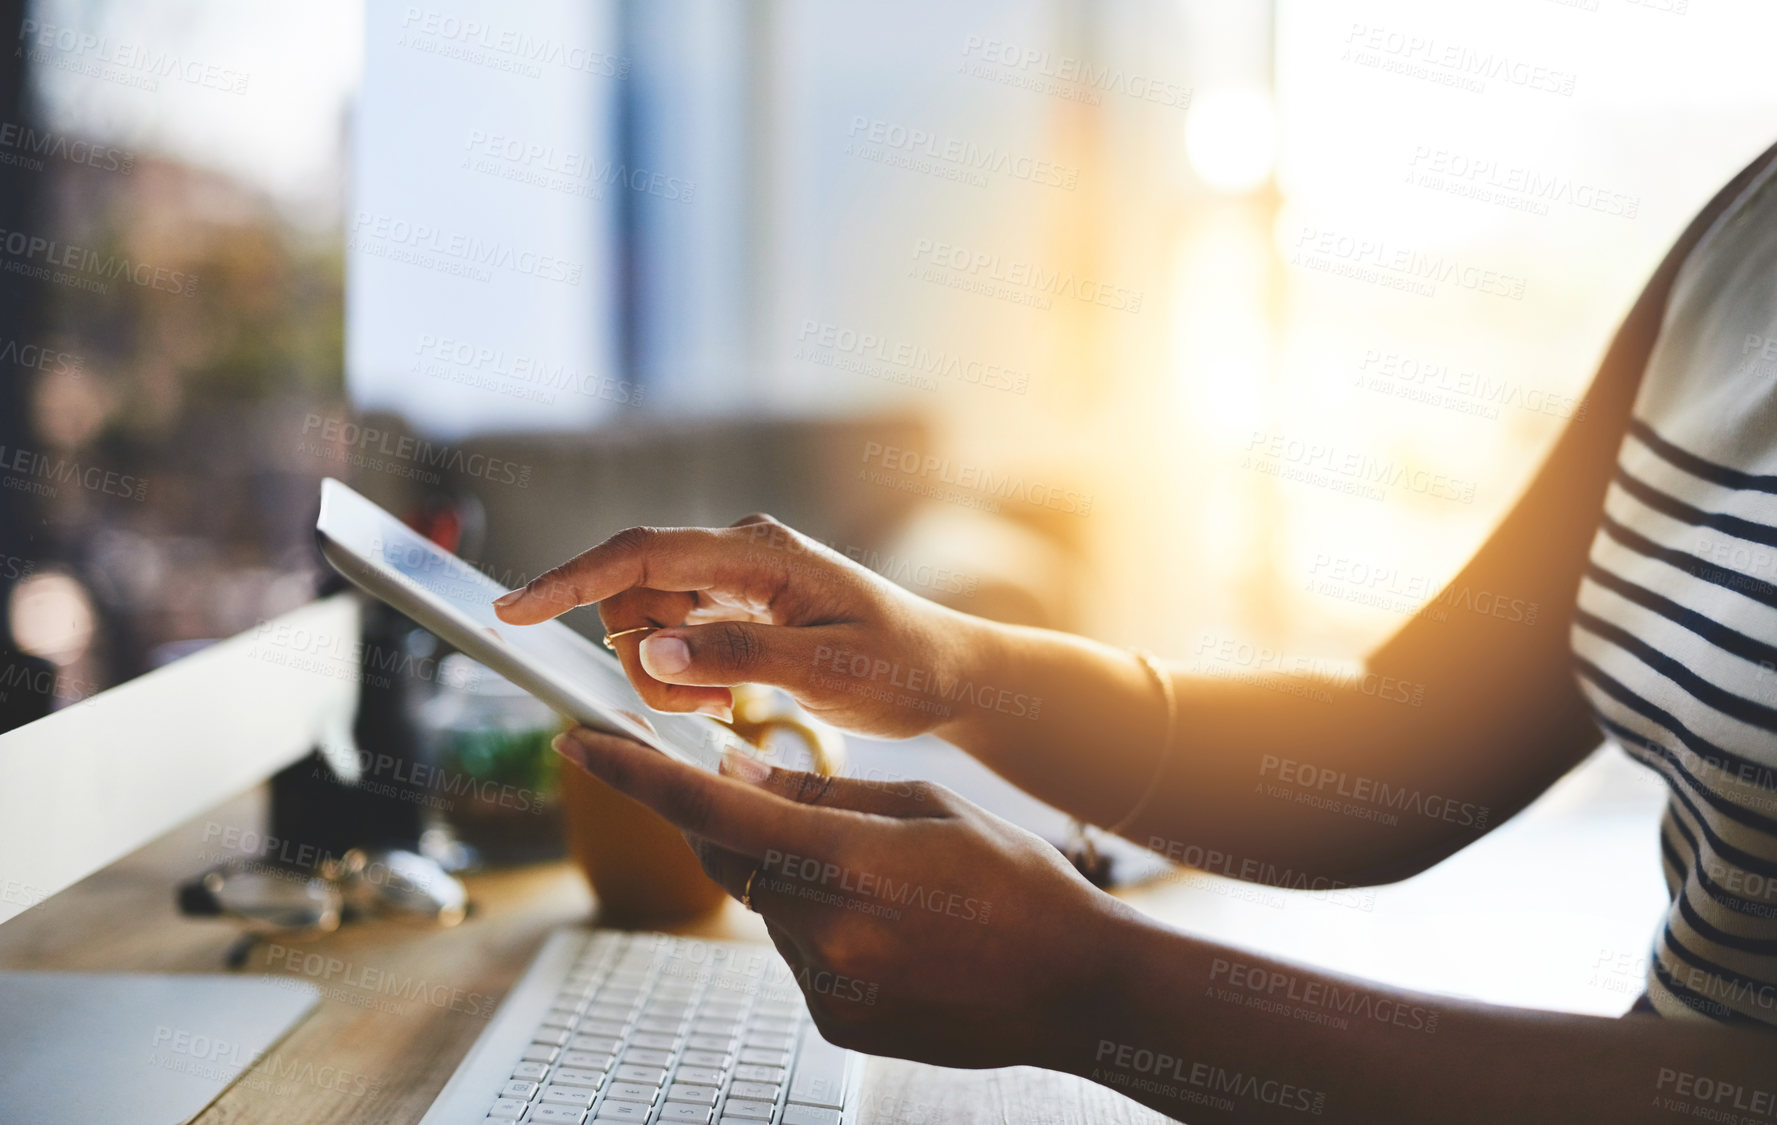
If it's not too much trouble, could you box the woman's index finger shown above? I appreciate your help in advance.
[493,526,767,624]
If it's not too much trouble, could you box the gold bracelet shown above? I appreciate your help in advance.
[1067,648,1178,879]
[1110,648,1178,837]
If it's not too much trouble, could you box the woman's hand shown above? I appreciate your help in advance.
[551,725,1126,1071]
[493,515,997,739]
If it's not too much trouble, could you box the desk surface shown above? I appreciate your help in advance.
[0,747,1669,1124]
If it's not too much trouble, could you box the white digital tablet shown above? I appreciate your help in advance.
[314,477,740,771]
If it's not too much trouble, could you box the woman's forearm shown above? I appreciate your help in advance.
[1054,902,1776,1124]
[930,613,1572,885]
[930,615,1170,828]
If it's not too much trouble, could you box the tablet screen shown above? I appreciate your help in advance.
[316,478,732,771]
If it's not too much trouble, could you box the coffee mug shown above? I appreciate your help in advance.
[561,685,845,927]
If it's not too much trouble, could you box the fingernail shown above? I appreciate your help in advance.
[550,732,578,764]
[696,701,734,723]
[720,747,770,784]
[639,635,691,676]
[493,587,528,609]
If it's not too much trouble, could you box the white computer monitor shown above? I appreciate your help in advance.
[0,596,360,928]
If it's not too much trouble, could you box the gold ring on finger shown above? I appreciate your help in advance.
[602,625,658,651]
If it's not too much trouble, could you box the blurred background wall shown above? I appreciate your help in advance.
[5,0,1776,718]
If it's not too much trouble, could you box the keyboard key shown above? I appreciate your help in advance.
[788,1031,847,1110]
[732,1065,786,1085]
[486,1100,528,1120]
[621,1048,673,1068]
[742,1033,793,1052]
[512,1061,551,1081]
[687,1035,733,1052]
[541,1085,595,1108]
[630,1033,680,1051]
[727,1081,780,1102]
[636,1017,684,1034]
[711,969,759,987]
[605,1082,660,1106]
[592,1101,650,1121]
[691,1019,740,1038]
[535,1028,573,1047]
[737,1049,788,1067]
[551,1068,605,1089]
[665,1083,718,1106]
[541,1013,576,1030]
[673,1066,726,1087]
[586,1004,633,1023]
[560,1050,615,1071]
[521,1044,560,1064]
[756,1014,797,1030]
[570,1035,622,1054]
[613,1064,668,1086]
[499,1079,540,1100]
[579,1020,628,1037]
[781,1107,841,1125]
[680,1051,731,1069]
[754,1010,798,1025]
[658,1104,712,1124]
[718,1100,775,1121]
[530,1107,588,1124]
[749,1020,796,1037]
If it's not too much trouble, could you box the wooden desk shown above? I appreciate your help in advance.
[0,784,1173,1125]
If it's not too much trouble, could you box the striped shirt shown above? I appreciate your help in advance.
[1573,157,1777,1027]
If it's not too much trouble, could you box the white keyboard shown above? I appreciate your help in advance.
[419,929,863,1125]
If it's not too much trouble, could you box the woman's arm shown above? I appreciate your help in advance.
[1054,900,1777,1125]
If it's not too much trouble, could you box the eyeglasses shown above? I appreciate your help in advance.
[177,847,467,967]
